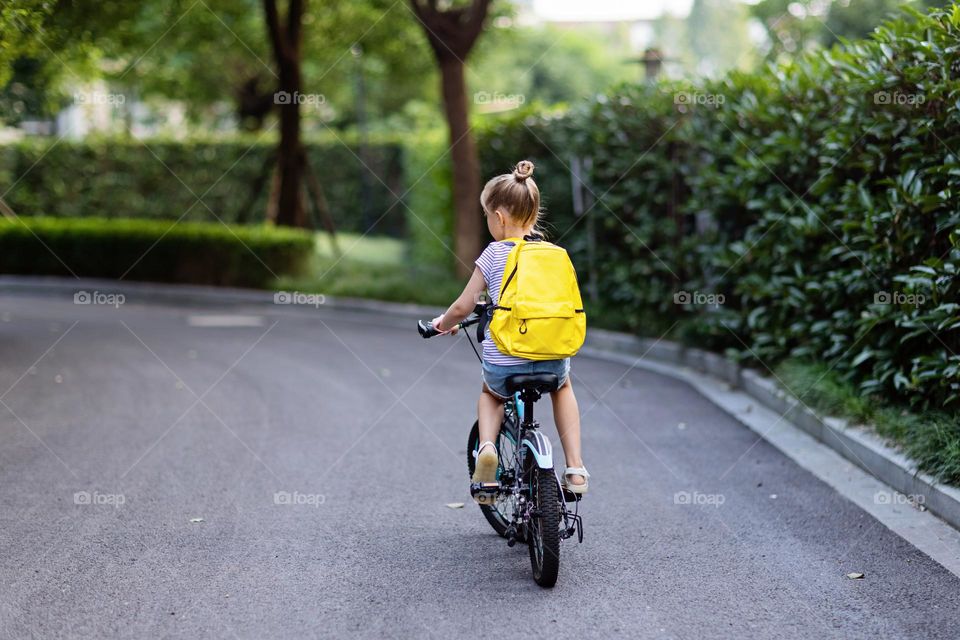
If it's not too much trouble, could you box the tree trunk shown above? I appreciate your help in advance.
[275,58,306,227]
[408,0,491,276]
[263,0,307,228]
[439,58,483,276]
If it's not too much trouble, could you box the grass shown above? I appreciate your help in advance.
[776,359,960,485]
[275,231,463,307]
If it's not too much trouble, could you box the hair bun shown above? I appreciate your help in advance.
[513,160,535,181]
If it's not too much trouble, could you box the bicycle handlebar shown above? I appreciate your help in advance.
[418,304,486,339]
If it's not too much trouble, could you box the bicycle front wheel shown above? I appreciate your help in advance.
[466,419,518,538]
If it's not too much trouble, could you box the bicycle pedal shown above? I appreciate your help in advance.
[562,487,582,503]
[470,482,500,497]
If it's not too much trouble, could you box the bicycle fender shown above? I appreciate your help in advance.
[521,430,553,469]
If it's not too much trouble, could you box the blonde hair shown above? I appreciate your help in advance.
[480,160,543,236]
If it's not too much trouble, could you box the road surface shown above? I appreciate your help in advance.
[1,290,958,639]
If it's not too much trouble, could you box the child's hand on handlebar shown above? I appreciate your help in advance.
[431,314,460,336]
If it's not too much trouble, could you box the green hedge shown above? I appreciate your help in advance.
[0,216,313,288]
[475,4,960,412]
[0,138,407,236]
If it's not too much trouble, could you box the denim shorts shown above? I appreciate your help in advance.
[481,358,571,400]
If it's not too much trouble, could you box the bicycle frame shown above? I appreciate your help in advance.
[498,391,583,545]
[514,390,553,470]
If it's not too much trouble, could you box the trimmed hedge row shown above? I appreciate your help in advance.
[0,217,313,288]
[0,139,407,236]
[471,5,960,411]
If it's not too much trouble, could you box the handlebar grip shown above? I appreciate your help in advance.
[418,320,441,339]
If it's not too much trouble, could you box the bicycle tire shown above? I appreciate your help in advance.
[527,464,561,588]
[466,419,518,538]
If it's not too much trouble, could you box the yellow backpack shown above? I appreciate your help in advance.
[489,238,586,360]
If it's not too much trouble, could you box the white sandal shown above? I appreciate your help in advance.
[564,466,590,494]
[472,441,499,505]
[472,441,498,483]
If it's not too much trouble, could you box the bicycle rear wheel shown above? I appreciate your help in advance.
[527,464,561,587]
[466,419,518,537]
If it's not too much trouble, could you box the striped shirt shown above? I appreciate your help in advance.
[476,240,529,366]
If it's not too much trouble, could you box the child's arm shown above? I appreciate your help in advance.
[431,266,486,334]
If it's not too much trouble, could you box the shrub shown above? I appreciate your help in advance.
[0,137,407,236]
[475,5,960,411]
[0,216,313,288]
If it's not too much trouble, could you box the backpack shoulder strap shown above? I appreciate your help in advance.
[494,238,525,310]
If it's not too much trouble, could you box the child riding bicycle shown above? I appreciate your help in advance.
[430,160,590,502]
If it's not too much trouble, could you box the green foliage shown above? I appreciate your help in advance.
[470,24,633,106]
[0,216,313,287]
[0,137,407,235]
[476,5,960,412]
[685,0,756,75]
[403,128,455,269]
[750,0,933,59]
[777,359,960,483]
[0,1,59,87]
[1,0,433,128]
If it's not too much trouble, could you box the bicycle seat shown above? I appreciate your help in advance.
[505,373,560,395]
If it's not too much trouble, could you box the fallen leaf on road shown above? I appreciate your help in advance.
[189,517,204,523]
[445,503,465,509]
[846,572,864,579]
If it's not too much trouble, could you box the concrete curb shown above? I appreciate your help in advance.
[4,276,958,532]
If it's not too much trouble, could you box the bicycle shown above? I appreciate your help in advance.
[418,305,584,588]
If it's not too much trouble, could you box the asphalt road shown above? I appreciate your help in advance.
[1,291,959,639]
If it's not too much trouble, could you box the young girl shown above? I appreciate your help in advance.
[431,160,589,500]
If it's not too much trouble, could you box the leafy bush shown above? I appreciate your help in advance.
[0,137,407,236]
[0,216,313,288]
[777,358,960,484]
[475,5,960,412]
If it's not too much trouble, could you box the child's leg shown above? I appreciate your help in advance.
[551,379,586,486]
[473,386,505,487]
[478,385,505,444]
